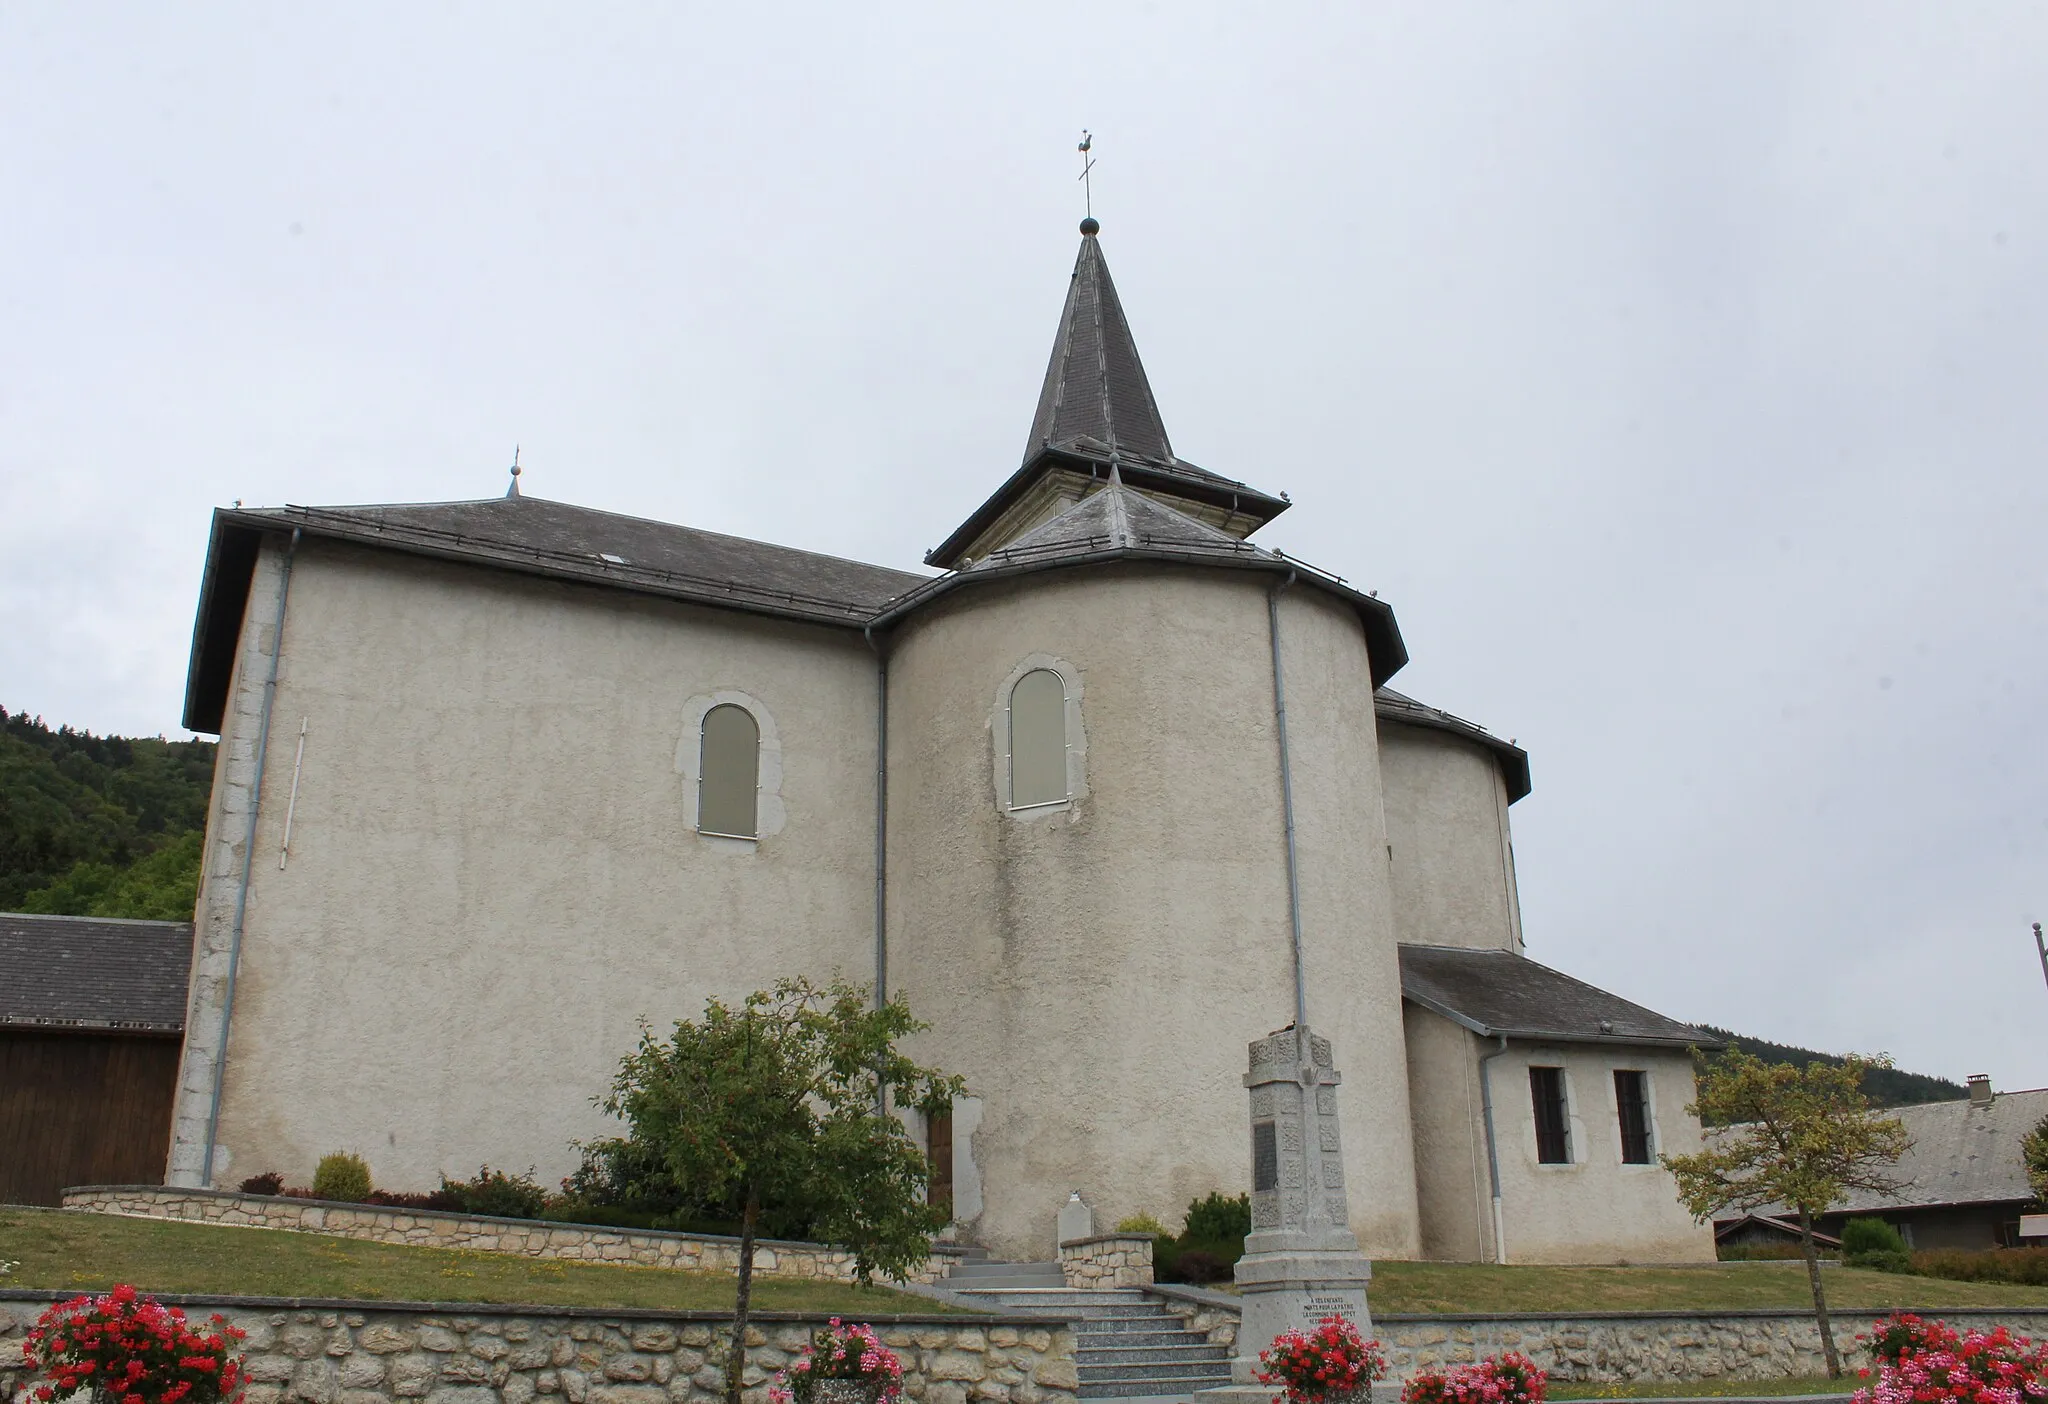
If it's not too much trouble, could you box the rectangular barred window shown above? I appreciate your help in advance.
[1530,1066,1571,1164]
[1615,1070,1654,1164]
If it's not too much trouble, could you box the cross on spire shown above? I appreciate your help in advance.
[1077,131,1097,226]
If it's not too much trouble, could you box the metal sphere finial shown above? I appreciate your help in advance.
[1080,216,1100,236]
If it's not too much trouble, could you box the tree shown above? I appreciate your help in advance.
[2021,1113,2048,1204]
[1663,1048,1911,1377]
[599,978,964,1404]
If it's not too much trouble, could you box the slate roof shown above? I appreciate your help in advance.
[926,227,1290,569]
[1399,944,1720,1049]
[1025,229,1176,466]
[184,496,933,732]
[1728,1088,2048,1217]
[1375,688,1532,803]
[0,912,193,1032]
[971,478,1261,569]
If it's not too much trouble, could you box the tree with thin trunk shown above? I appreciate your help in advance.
[599,978,964,1404]
[1663,1048,1911,1378]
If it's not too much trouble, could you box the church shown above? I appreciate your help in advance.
[165,218,1718,1266]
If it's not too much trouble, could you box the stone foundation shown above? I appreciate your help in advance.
[1148,1293,2048,1385]
[0,1293,1080,1404]
[62,1187,966,1286]
[1056,1235,1152,1290]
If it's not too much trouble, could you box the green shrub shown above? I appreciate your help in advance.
[1855,1249,1915,1274]
[1841,1217,1908,1258]
[1183,1191,1250,1244]
[440,1165,548,1219]
[1912,1248,2048,1286]
[1116,1213,1170,1236]
[312,1152,372,1203]
[1715,1242,1812,1261]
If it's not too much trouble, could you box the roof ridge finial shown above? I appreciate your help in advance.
[505,445,522,499]
[1077,131,1099,236]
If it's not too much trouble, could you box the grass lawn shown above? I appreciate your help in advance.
[1369,1259,2048,1315]
[0,1207,961,1315]
[1549,1378,1851,1399]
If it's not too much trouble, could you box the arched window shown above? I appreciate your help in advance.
[698,704,760,838]
[1008,668,1069,809]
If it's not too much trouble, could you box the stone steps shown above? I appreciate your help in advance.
[953,1278,1232,1401]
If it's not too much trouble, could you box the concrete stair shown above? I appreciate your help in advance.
[948,1270,1232,1402]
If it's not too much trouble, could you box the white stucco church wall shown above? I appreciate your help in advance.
[163,217,1721,1268]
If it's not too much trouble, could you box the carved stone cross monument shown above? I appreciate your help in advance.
[1200,1024,1377,1402]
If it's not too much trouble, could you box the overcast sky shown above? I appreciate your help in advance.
[4,4,2043,1091]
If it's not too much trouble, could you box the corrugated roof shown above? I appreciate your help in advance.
[1731,1088,2048,1216]
[0,912,193,1032]
[1376,688,1532,803]
[1399,943,1719,1049]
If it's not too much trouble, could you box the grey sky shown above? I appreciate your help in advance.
[4,5,2043,1089]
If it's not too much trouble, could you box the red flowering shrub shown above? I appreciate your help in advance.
[20,1284,246,1404]
[768,1319,903,1404]
[1854,1313,2048,1404]
[1402,1352,1546,1404]
[1257,1315,1387,1404]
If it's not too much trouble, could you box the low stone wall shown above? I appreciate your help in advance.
[1056,1235,1152,1290]
[0,1293,1080,1404]
[1145,1290,2048,1384]
[63,1187,964,1286]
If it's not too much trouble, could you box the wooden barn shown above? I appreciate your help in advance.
[0,912,192,1205]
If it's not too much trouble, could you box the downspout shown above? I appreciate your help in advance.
[1478,1032,1510,1264]
[200,527,301,1185]
[1266,571,1307,1032]
[862,624,888,1008]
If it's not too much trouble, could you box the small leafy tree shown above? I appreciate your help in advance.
[2021,1113,2048,1204]
[600,978,964,1404]
[1663,1048,1911,1377]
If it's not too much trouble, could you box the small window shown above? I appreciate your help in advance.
[1008,668,1068,808]
[698,704,760,838]
[1530,1066,1571,1164]
[1615,1070,1653,1164]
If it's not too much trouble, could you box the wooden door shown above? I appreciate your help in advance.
[926,1108,954,1214]
[0,1030,180,1205]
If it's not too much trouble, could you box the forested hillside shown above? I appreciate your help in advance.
[0,707,214,920]
[1698,1024,1965,1110]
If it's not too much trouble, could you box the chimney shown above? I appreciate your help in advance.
[1969,1073,1994,1108]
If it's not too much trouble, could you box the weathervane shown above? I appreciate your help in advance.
[506,445,522,499]
[1077,131,1097,223]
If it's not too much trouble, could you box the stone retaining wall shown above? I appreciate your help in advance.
[1145,1291,2048,1385]
[0,1293,1080,1404]
[1056,1235,1152,1290]
[63,1187,963,1286]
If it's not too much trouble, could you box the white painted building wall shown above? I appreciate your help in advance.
[884,564,1422,1261]
[174,537,880,1191]
[1378,724,1522,953]
[1402,1005,1714,1263]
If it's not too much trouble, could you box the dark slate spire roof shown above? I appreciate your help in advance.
[1025,228,1175,466]
[924,223,1290,570]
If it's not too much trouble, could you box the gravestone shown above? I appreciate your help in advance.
[1198,1025,1379,1404]
[1058,1189,1095,1245]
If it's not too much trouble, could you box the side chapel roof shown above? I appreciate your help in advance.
[0,912,193,1032]
[1399,944,1720,1050]
[1376,688,1532,803]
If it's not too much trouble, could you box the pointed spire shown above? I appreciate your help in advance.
[1023,222,1175,467]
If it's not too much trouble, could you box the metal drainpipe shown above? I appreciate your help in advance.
[862,624,888,1009]
[200,527,301,1185]
[1478,1032,1511,1264]
[1266,570,1307,1032]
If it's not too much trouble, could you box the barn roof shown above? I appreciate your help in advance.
[1399,943,1719,1050]
[0,912,192,1033]
[1730,1086,2048,1217]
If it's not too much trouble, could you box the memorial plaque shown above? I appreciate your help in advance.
[1253,1122,1278,1192]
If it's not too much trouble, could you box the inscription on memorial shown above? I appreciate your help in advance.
[1253,1121,1278,1192]
[1299,1293,1359,1324]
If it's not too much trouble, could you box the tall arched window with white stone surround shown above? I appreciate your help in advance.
[698,703,761,838]
[1007,668,1069,809]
